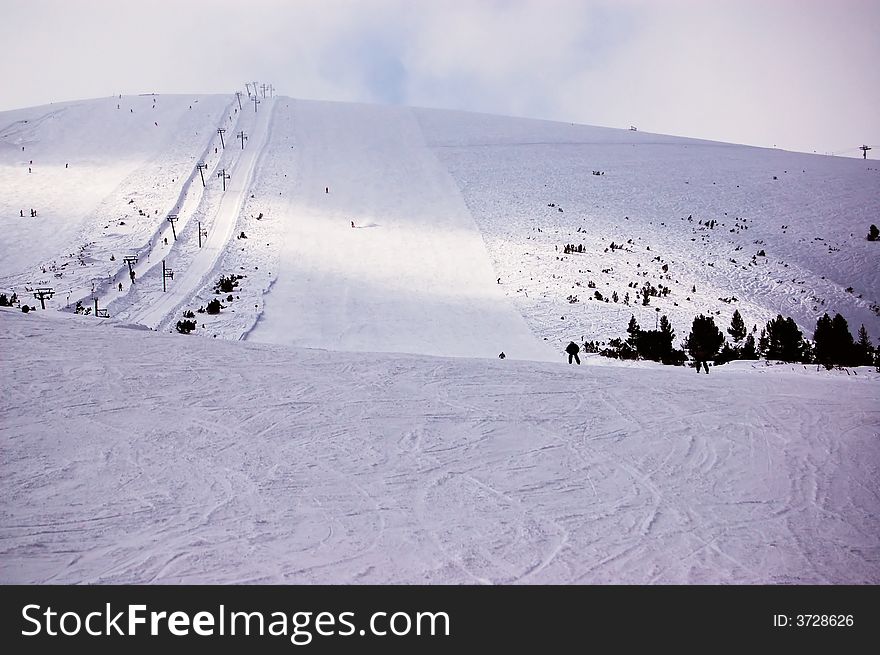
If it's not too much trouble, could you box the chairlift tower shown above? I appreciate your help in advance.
[123,255,138,277]
[33,287,54,310]
[162,260,174,292]
[197,162,208,187]
[217,169,230,191]
[166,214,179,241]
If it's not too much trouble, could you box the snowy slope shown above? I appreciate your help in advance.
[3,95,877,360]
[243,100,554,360]
[0,94,234,289]
[415,108,880,347]
[1,309,877,584]
[2,94,878,586]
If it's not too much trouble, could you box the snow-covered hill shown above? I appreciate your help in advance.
[2,94,878,358]
[1,92,878,585]
[2,308,877,584]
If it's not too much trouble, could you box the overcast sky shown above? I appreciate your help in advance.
[2,0,878,156]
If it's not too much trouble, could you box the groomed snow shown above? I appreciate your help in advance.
[1,309,877,584]
[244,100,555,361]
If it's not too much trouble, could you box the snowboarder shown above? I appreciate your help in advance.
[351,221,355,228]
[566,341,581,365]
[498,352,506,359]
[163,237,168,245]
[118,282,123,292]
[326,187,329,194]
[19,209,23,217]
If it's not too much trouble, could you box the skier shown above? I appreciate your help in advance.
[19,209,23,217]
[118,282,123,292]
[498,352,506,359]
[693,360,709,374]
[565,341,581,365]
[351,220,355,228]
[129,269,136,283]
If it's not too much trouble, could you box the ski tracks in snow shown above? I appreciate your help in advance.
[2,312,878,584]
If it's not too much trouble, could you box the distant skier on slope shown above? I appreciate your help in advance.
[351,220,355,228]
[565,341,581,365]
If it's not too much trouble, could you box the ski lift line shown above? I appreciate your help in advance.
[829,144,878,156]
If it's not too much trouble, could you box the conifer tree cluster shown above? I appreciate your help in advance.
[581,308,877,371]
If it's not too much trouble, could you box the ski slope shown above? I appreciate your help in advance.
[415,108,880,345]
[1,309,877,584]
[2,95,877,359]
[1,93,879,586]
[0,94,232,285]
[245,100,554,361]
[122,98,276,329]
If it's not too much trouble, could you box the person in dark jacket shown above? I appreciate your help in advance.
[565,341,581,364]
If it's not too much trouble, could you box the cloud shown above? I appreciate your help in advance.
[2,0,877,154]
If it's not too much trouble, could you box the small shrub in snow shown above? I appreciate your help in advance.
[176,319,197,334]
[213,274,242,294]
[206,299,222,315]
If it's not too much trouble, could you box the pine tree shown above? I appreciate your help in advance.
[626,315,640,350]
[830,313,855,366]
[686,314,725,363]
[727,309,746,344]
[765,315,805,362]
[659,315,675,344]
[855,325,874,366]
[813,313,834,368]
[758,328,768,358]
[740,333,758,359]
